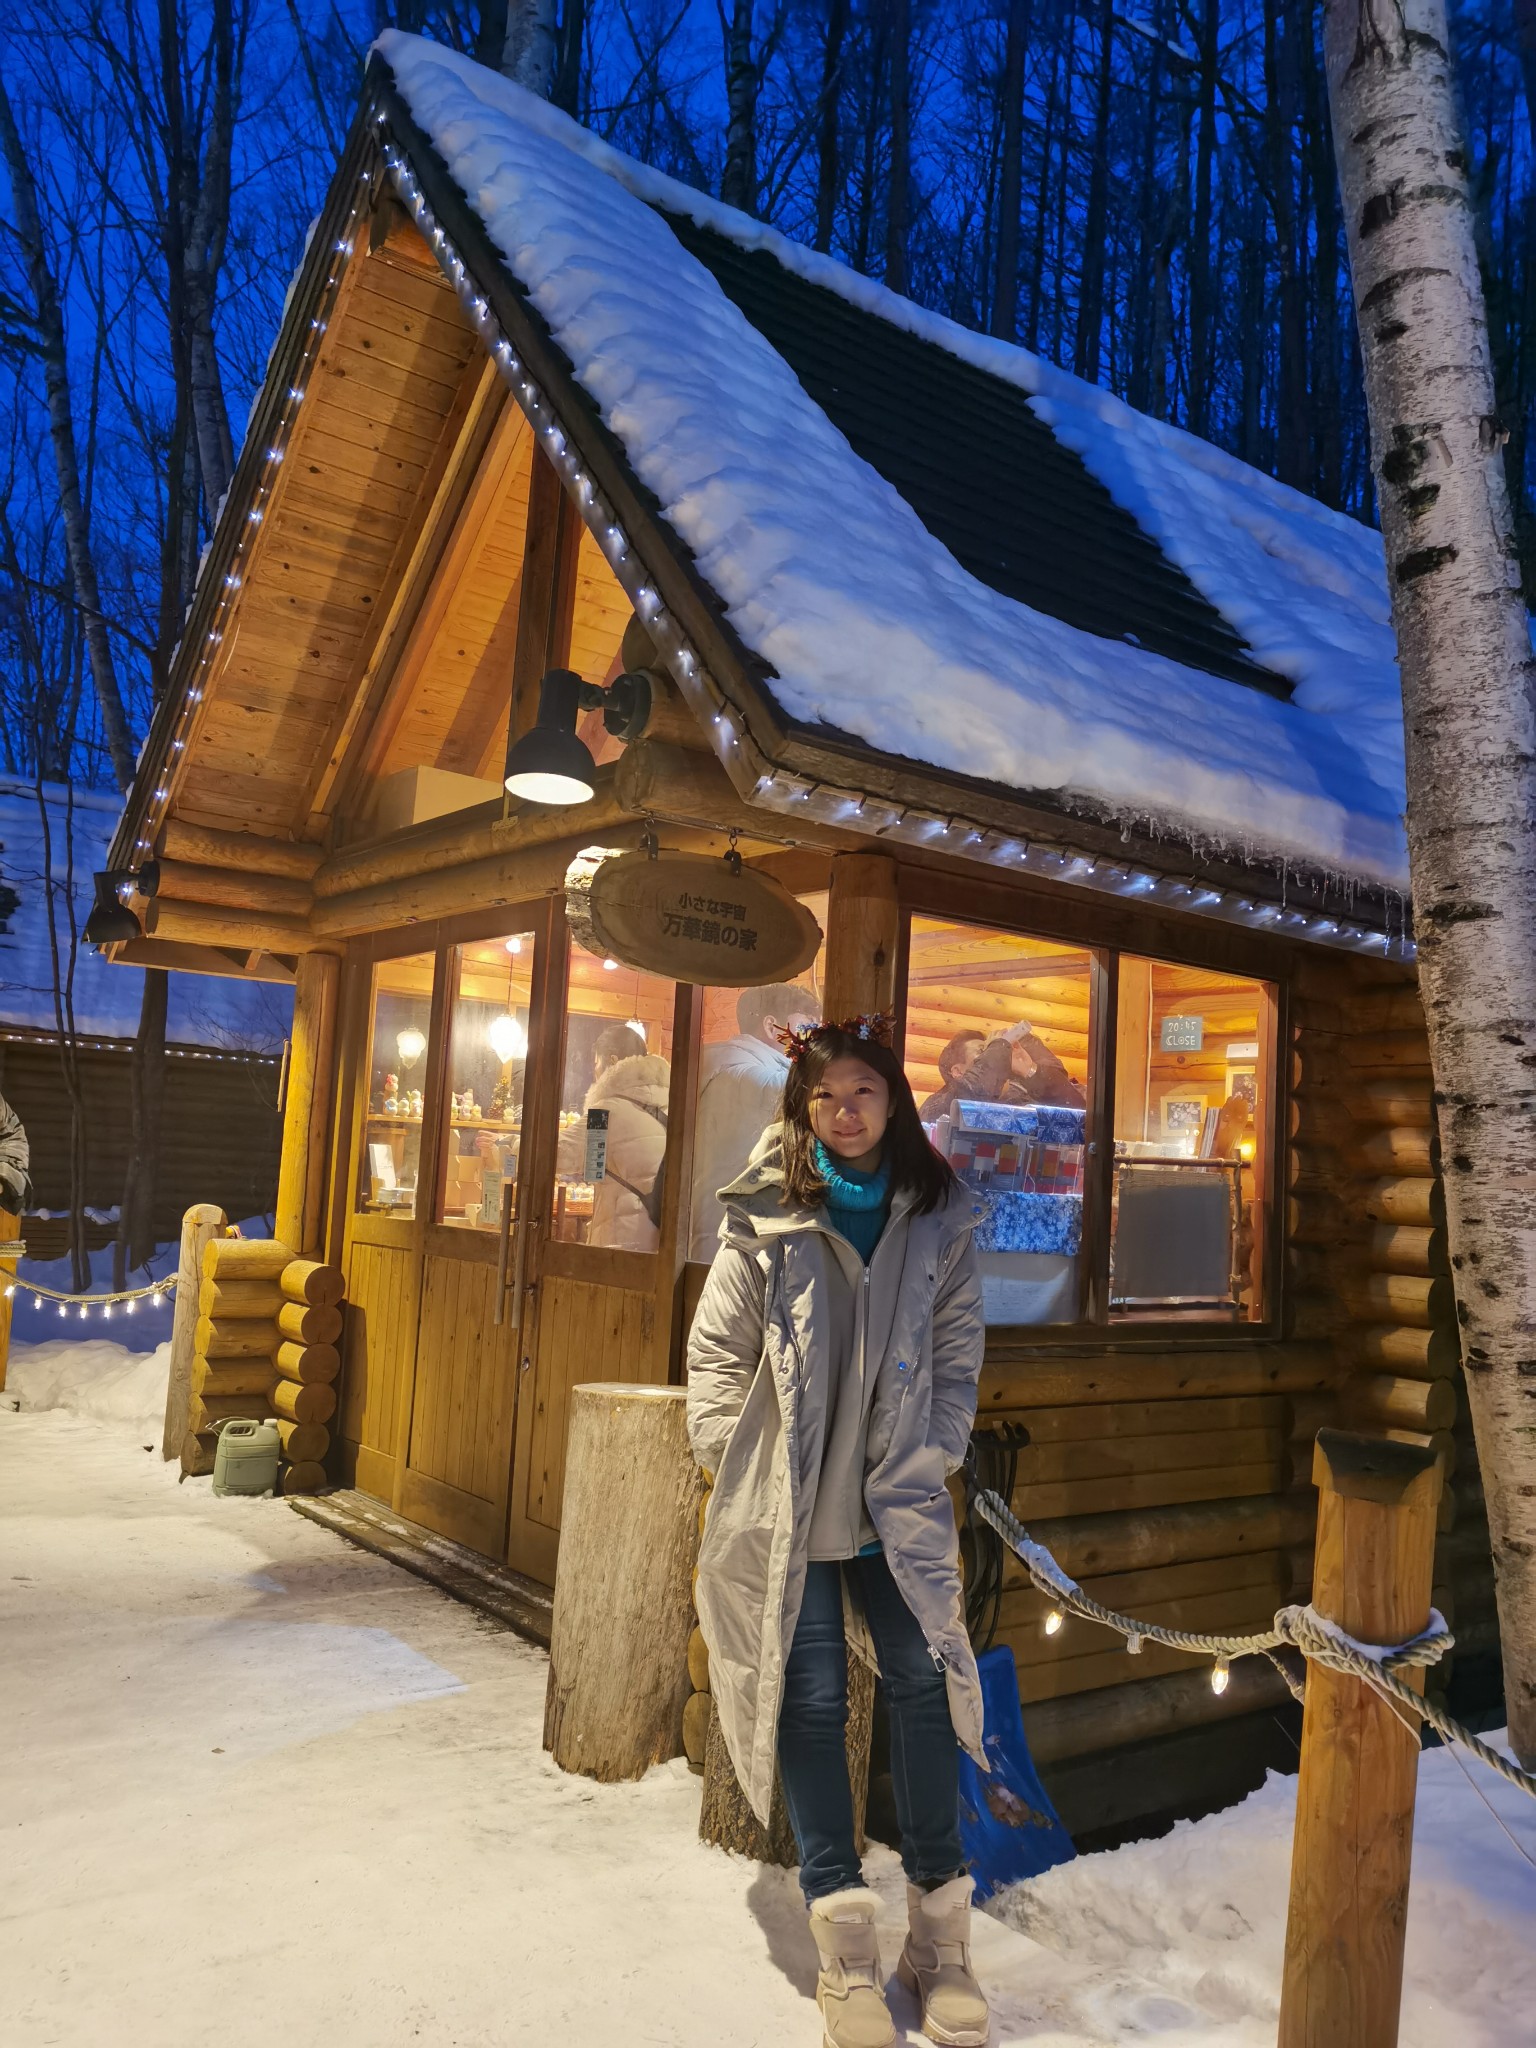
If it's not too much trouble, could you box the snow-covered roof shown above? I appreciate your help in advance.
[377,32,1409,891]
[0,779,290,1048]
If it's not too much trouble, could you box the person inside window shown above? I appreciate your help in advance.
[918,1029,985,1121]
[0,1093,29,1216]
[688,1019,991,2048]
[688,981,819,1260]
[584,1025,671,1252]
[924,1018,1085,1120]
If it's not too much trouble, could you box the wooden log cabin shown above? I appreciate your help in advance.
[88,34,1497,1835]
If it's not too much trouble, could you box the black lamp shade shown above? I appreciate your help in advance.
[505,668,597,805]
[84,870,142,946]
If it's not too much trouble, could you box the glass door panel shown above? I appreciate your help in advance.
[356,950,437,1218]
[436,932,538,1230]
[549,949,678,1251]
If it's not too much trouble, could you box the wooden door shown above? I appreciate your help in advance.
[503,934,694,1585]
[338,910,556,1555]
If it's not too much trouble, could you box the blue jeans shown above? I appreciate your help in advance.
[777,1553,964,1902]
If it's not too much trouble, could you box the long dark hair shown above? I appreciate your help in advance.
[779,1028,956,1215]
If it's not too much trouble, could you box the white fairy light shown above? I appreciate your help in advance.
[1043,1608,1064,1637]
[1210,1657,1230,1695]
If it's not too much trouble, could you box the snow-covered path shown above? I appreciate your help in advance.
[2,1401,1533,2047]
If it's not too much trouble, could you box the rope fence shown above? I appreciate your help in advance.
[972,1486,1536,1802]
[1,1275,177,1317]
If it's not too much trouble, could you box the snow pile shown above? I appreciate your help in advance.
[5,1338,170,1440]
[4,1406,1533,2044]
[376,34,1408,887]
[995,1753,1536,2042]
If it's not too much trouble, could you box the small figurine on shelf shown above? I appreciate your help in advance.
[410,1089,423,1120]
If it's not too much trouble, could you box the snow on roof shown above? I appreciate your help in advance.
[378,33,1409,888]
[0,779,290,1048]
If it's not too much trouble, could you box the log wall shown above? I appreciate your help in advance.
[1286,953,1494,1701]
[178,1228,345,1495]
[976,947,1498,1769]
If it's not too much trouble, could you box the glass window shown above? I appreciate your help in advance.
[687,894,827,1263]
[905,916,1092,1326]
[357,952,436,1217]
[1112,956,1273,1321]
[437,932,538,1229]
[552,949,678,1250]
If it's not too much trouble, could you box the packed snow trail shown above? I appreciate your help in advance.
[2,1364,1533,2046]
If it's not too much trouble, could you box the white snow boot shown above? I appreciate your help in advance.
[896,1875,991,2046]
[807,1887,896,2048]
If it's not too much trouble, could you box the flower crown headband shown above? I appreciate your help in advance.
[776,1013,895,1063]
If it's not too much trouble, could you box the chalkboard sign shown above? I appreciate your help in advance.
[1160,1014,1204,1052]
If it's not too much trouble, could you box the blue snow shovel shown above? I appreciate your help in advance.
[956,1644,1076,1900]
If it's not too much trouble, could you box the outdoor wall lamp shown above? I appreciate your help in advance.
[83,870,143,946]
[503,666,653,805]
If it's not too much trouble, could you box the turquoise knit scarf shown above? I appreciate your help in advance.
[814,1142,892,1209]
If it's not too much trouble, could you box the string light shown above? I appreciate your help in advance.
[17,1277,176,1317]
[1210,1657,1231,1695]
[1043,1608,1065,1637]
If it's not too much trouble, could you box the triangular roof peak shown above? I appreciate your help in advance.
[110,33,1411,956]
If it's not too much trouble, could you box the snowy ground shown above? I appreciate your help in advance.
[2,1345,1533,2048]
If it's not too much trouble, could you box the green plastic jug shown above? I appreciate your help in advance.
[212,1417,282,1497]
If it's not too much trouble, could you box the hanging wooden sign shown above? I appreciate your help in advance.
[565,847,822,987]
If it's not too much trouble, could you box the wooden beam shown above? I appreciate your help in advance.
[157,819,322,879]
[822,853,901,1018]
[275,953,341,1256]
[507,443,584,756]
[111,938,299,985]
[302,351,513,829]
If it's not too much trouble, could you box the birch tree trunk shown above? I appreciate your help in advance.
[501,0,559,99]
[1321,0,1536,1761]
[814,0,850,253]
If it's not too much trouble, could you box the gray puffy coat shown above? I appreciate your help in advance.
[686,1137,988,1823]
[0,1094,29,1215]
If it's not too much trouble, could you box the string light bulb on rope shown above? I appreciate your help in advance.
[7,1275,177,1318]
[974,1485,1536,1801]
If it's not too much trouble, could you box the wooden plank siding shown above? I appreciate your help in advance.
[0,1030,280,1252]
[171,229,480,836]
[336,1228,420,1503]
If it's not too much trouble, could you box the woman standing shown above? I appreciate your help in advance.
[687,1019,992,2048]
[583,1024,670,1252]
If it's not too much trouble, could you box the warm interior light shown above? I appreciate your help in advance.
[603,958,619,972]
[488,1012,528,1065]
[396,1026,427,1067]
[625,1017,646,1041]
[1237,1136,1256,1163]
[505,936,523,955]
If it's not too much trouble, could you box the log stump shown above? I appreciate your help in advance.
[164,1205,226,1462]
[543,1384,704,1782]
[698,1648,875,1866]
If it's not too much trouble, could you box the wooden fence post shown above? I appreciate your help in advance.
[161,1204,227,1460]
[1278,1427,1443,2048]
[0,1207,20,1391]
[544,1384,704,1781]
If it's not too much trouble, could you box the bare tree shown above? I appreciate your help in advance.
[990,0,1029,340]
[884,0,911,291]
[814,0,850,252]
[1322,0,1536,1761]
[0,71,135,793]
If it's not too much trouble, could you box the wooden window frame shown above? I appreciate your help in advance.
[897,869,1288,1348]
